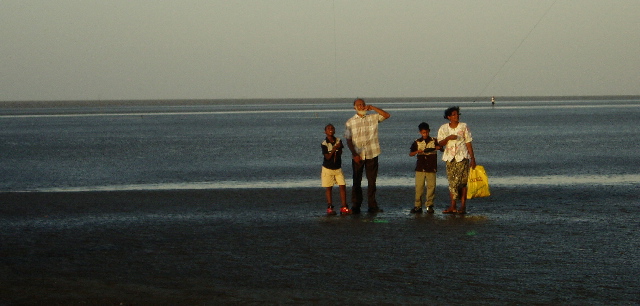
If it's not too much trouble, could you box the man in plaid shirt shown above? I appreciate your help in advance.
[344,98,391,214]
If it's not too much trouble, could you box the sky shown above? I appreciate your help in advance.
[1,0,639,101]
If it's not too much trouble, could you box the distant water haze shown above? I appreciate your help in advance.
[1,97,638,192]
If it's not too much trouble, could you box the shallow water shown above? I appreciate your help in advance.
[1,98,638,191]
[1,184,638,304]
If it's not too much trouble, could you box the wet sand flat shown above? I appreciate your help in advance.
[1,186,638,304]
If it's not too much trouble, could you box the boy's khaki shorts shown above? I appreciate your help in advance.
[321,166,346,187]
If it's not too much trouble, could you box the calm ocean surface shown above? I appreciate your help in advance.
[1,98,639,304]
[1,98,639,192]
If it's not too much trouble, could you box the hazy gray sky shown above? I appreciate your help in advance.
[2,0,639,101]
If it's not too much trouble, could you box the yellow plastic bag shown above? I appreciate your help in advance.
[467,165,490,199]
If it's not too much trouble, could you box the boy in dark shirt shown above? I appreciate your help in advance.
[409,122,442,213]
[321,124,351,215]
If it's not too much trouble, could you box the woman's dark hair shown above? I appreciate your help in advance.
[444,106,460,119]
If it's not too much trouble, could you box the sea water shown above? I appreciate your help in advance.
[1,98,639,192]
[1,98,639,304]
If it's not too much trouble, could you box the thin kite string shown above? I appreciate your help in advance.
[478,0,558,97]
[332,0,339,98]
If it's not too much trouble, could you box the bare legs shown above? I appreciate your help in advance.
[446,186,467,214]
[325,185,347,208]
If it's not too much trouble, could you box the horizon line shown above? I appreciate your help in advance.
[1,95,639,108]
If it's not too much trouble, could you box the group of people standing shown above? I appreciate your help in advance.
[321,98,476,215]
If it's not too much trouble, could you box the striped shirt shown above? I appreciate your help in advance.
[344,113,387,160]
